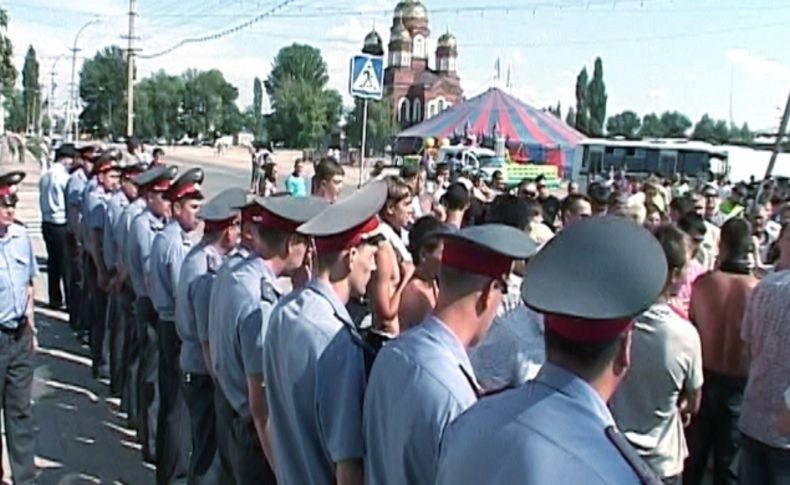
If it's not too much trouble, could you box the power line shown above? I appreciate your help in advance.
[138,0,297,59]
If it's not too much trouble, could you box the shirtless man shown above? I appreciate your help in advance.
[399,216,445,331]
[368,176,414,338]
[684,218,759,485]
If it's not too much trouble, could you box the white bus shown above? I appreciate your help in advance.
[572,138,729,188]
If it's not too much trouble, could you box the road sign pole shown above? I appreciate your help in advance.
[359,98,369,188]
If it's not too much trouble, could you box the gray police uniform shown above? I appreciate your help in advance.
[103,190,129,395]
[315,316,366,471]
[363,316,479,485]
[117,197,146,427]
[0,222,38,484]
[83,183,111,375]
[176,241,224,484]
[64,168,88,327]
[263,279,350,485]
[128,208,167,461]
[150,220,192,483]
[208,254,278,484]
[436,363,641,484]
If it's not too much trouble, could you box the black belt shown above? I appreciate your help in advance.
[0,317,27,334]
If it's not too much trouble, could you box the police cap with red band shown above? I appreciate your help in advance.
[165,167,204,202]
[249,195,328,233]
[0,171,25,205]
[132,164,179,193]
[298,180,387,254]
[91,149,123,175]
[523,216,667,343]
[439,224,538,280]
[197,187,248,233]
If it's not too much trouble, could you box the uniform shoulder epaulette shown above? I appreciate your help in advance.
[261,279,280,304]
[605,426,662,485]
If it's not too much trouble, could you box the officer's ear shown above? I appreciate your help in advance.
[612,327,633,378]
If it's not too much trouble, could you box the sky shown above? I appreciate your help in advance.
[3,0,790,132]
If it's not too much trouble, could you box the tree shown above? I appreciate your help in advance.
[586,57,607,137]
[252,77,264,139]
[22,46,40,133]
[691,114,716,141]
[730,122,754,145]
[659,111,691,137]
[565,107,575,126]
[346,99,395,154]
[264,44,330,98]
[639,113,665,137]
[134,70,185,140]
[0,7,15,97]
[181,68,239,138]
[3,89,25,132]
[606,110,641,138]
[79,46,127,138]
[265,44,340,147]
[574,67,589,135]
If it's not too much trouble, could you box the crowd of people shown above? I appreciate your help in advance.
[0,139,785,485]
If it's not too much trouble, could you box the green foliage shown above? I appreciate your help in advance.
[586,58,607,137]
[691,114,753,145]
[574,67,589,134]
[565,107,575,126]
[0,7,15,97]
[3,89,25,132]
[639,113,665,137]
[606,110,641,138]
[22,46,39,133]
[79,46,127,138]
[264,43,340,148]
[179,68,240,138]
[346,99,395,154]
[264,44,329,97]
[134,70,185,140]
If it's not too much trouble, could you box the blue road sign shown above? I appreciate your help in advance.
[349,54,384,100]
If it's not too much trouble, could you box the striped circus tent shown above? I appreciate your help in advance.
[394,87,585,176]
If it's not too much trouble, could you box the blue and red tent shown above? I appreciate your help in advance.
[394,87,585,176]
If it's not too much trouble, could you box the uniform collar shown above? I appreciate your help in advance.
[251,255,277,284]
[165,220,190,244]
[422,317,477,387]
[145,209,167,228]
[132,197,146,210]
[308,278,353,327]
[534,362,615,427]
[0,223,24,241]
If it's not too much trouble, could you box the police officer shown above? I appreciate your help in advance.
[150,168,204,484]
[83,150,123,378]
[436,216,665,485]
[263,181,386,485]
[0,171,38,484]
[77,148,102,342]
[362,224,537,485]
[39,143,75,311]
[128,164,179,462]
[64,145,95,331]
[209,194,326,484]
[175,187,245,484]
[109,159,148,422]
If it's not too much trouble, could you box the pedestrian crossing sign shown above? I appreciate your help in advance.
[349,54,384,100]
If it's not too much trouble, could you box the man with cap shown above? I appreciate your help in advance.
[262,181,385,485]
[110,159,149,424]
[83,150,123,378]
[39,143,75,311]
[209,194,326,484]
[435,216,665,485]
[176,187,245,484]
[64,145,96,330]
[363,223,537,485]
[0,171,38,484]
[104,158,148,398]
[150,168,204,483]
[128,164,179,462]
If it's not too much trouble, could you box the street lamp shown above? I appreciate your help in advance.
[65,17,100,142]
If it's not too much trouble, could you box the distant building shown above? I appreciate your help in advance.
[382,0,463,129]
[236,131,254,147]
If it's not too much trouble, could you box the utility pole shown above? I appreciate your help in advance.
[125,0,137,138]
[66,18,100,142]
[47,59,58,140]
[753,91,790,211]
